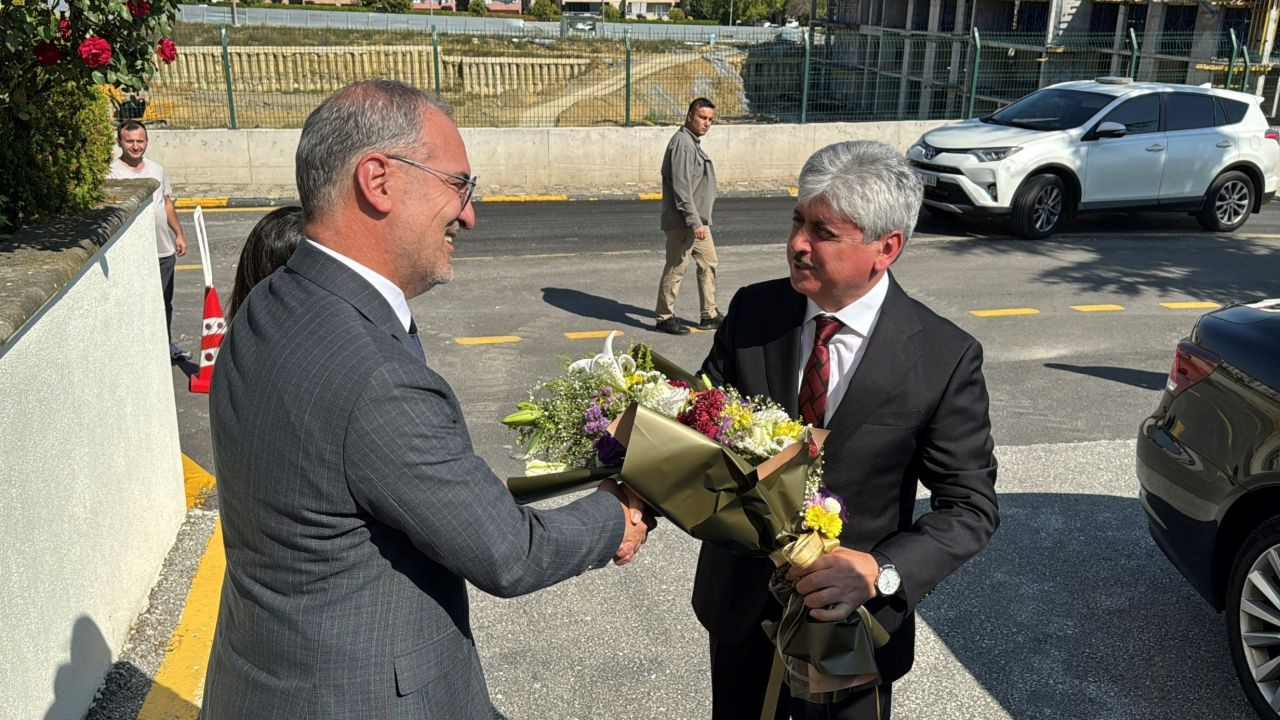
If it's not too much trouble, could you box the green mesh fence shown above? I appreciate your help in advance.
[124,22,1279,129]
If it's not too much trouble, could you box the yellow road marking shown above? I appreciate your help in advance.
[455,335,521,345]
[599,250,650,256]
[135,521,224,720]
[1071,304,1125,313]
[177,206,283,213]
[637,192,662,201]
[1161,301,1221,310]
[565,330,625,340]
[174,197,228,208]
[176,264,202,271]
[481,194,569,202]
[787,187,799,197]
[182,455,216,510]
[970,308,1040,317]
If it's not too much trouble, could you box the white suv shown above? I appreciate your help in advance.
[908,77,1279,239]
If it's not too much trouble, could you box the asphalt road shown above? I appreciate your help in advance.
[91,197,1280,719]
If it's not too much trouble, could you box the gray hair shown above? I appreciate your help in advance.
[797,140,923,243]
[295,80,454,223]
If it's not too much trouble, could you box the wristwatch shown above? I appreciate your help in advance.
[873,552,901,597]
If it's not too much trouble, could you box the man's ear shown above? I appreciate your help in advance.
[353,153,395,215]
[875,230,905,272]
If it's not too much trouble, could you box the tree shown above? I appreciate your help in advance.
[667,7,686,21]
[363,0,412,12]
[785,0,826,25]
[469,0,490,15]
[530,0,560,20]
[601,2,621,21]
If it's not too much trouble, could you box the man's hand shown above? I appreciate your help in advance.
[785,547,878,621]
[598,479,655,566]
[693,225,710,240]
[174,233,187,256]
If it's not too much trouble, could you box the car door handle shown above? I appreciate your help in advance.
[1146,144,1165,152]
[1216,141,1233,148]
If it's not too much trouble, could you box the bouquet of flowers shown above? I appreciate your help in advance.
[502,333,888,703]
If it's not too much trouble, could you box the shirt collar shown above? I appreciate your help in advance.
[681,125,702,145]
[306,239,413,333]
[803,272,890,337]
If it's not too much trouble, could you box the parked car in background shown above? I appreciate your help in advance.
[1137,299,1280,719]
[908,77,1279,239]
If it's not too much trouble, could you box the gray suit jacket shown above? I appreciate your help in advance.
[660,126,716,231]
[202,240,624,719]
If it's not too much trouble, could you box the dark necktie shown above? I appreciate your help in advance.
[798,315,844,428]
[407,319,426,362]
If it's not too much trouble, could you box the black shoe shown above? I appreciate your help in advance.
[170,343,192,361]
[655,318,690,335]
[700,313,724,329]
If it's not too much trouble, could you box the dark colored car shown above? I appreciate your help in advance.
[1137,300,1280,719]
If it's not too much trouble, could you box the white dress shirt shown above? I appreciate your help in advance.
[307,239,413,333]
[796,272,890,425]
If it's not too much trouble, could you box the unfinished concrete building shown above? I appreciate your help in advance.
[806,0,1280,121]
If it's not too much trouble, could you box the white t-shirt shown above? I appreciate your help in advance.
[107,157,175,257]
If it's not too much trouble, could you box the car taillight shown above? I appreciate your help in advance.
[1267,128,1279,142]
[1166,339,1220,396]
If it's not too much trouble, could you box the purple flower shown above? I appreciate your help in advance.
[583,403,611,435]
[594,434,626,465]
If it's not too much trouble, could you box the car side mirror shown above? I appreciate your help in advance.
[1094,121,1127,139]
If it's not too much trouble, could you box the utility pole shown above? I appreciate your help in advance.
[729,0,734,28]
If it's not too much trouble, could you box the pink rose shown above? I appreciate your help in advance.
[35,41,61,66]
[127,0,151,18]
[78,37,112,68]
[156,37,177,64]
[58,18,71,40]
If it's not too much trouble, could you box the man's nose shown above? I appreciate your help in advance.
[458,200,477,229]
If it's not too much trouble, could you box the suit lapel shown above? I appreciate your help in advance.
[825,275,922,440]
[760,288,806,415]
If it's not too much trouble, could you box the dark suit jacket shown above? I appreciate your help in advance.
[202,241,624,719]
[691,274,999,683]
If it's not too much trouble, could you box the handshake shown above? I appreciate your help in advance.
[598,479,657,565]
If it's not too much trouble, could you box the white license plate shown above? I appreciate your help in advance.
[917,172,937,187]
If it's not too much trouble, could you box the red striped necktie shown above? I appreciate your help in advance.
[798,315,844,428]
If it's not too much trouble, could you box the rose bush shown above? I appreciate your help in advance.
[0,0,180,230]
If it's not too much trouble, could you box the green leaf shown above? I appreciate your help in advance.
[91,70,104,84]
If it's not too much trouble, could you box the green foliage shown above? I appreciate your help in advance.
[666,7,687,21]
[468,0,489,16]
[0,84,115,231]
[684,0,783,24]
[601,3,621,21]
[363,0,413,13]
[529,0,560,20]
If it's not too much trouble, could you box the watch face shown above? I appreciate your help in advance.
[877,566,901,595]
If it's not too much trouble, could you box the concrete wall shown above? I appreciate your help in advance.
[0,196,186,719]
[149,119,954,198]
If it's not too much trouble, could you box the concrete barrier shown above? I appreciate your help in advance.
[150,119,954,199]
[0,183,186,719]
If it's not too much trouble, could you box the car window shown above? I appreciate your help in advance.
[985,89,1114,131]
[1217,97,1250,125]
[1100,95,1161,135]
[1166,94,1216,131]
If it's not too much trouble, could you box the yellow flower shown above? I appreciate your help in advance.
[774,419,804,439]
[804,505,843,539]
[725,402,755,433]
[625,372,645,387]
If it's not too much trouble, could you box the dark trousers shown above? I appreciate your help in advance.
[159,253,176,343]
[710,630,892,720]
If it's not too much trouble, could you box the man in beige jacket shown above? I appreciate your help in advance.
[655,97,719,335]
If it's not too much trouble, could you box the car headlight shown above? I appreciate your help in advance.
[968,147,1021,162]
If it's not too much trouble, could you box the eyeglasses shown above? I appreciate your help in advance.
[387,155,477,208]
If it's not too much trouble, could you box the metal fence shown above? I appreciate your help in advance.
[128,22,1280,130]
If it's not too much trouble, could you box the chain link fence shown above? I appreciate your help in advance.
[122,21,1280,129]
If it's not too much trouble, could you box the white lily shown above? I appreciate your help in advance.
[524,459,570,476]
[567,331,636,390]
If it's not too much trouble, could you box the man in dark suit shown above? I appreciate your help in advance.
[202,80,650,719]
[693,140,1000,720]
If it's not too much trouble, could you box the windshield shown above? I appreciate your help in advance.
[985,89,1115,130]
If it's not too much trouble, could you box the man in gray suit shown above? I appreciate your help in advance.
[202,80,651,719]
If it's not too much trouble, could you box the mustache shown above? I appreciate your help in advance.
[791,250,813,267]
[445,221,460,235]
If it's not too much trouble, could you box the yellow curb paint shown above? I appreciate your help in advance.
[565,330,625,340]
[1161,301,1221,310]
[787,187,799,197]
[135,521,224,720]
[599,250,649,256]
[480,194,569,202]
[455,335,521,345]
[177,207,281,213]
[174,197,228,209]
[637,192,662,201]
[175,264,202,271]
[969,308,1040,317]
[182,455,217,510]
[1071,304,1125,313]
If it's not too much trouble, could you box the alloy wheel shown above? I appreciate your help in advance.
[1032,185,1062,233]
[1216,180,1250,227]
[1239,542,1280,712]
